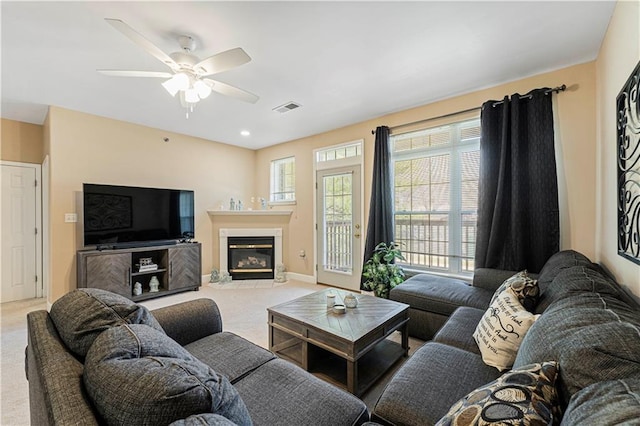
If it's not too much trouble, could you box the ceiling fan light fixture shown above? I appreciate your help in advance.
[184,87,200,104]
[194,80,212,99]
[162,72,190,96]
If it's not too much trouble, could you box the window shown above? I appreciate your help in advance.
[392,119,480,274]
[270,156,296,202]
[316,142,362,163]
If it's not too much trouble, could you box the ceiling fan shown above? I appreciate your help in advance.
[98,18,258,117]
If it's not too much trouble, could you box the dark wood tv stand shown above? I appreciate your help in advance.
[77,242,201,301]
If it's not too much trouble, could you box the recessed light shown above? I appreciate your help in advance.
[240,130,251,137]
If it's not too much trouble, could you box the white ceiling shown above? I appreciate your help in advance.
[1,1,615,149]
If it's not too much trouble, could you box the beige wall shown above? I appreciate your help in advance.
[0,118,44,163]
[256,62,598,281]
[47,107,256,302]
[595,0,640,293]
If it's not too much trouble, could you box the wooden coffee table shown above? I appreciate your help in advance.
[268,288,409,396]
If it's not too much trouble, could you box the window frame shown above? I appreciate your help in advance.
[270,156,296,204]
[391,118,480,276]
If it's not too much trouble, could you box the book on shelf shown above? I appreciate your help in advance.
[137,264,158,272]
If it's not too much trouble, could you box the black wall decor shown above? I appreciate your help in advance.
[617,60,640,265]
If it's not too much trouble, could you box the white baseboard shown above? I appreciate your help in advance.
[287,272,316,283]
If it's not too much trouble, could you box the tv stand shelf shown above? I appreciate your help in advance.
[77,243,201,301]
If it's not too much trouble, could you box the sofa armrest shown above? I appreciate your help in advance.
[151,298,223,346]
[472,268,519,291]
[26,310,100,426]
[473,268,541,291]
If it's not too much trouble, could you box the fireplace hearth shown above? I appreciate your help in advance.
[227,236,275,280]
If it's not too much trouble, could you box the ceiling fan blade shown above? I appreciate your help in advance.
[204,79,259,104]
[97,70,173,78]
[105,18,178,70]
[195,48,251,76]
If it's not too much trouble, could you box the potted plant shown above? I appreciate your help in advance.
[362,242,406,298]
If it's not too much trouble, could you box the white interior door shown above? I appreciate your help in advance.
[316,165,362,290]
[1,163,39,302]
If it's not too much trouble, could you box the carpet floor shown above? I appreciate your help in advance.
[1,279,424,424]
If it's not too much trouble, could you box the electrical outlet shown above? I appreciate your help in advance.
[64,213,77,223]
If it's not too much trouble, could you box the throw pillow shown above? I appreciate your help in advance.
[49,288,164,358]
[436,361,560,426]
[474,287,540,371]
[490,271,539,312]
[84,324,252,426]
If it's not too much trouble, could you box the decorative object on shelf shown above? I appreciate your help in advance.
[230,198,236,211]
[238,200,243,210]
[344,293,359,308]
[136,257,158,272]
[133,282,142,296]
[220,271,232,283]
[362,241,406,299]
[209,268,220,283]
[617,59,640,265]
[260,197,267,210]
[149,276,160,292]
[274,264,287,283]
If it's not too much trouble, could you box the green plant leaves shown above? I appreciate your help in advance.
[362,241,406,298]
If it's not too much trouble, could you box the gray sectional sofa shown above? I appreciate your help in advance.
[372,250,640,425]
[26,289,369,425]
[25,250,640,425]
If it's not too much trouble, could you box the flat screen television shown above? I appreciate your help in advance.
[82,183,194,248]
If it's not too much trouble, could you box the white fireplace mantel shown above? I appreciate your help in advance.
[208,210,292,217]
[219,228,283,276]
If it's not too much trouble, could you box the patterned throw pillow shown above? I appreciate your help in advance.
[474,287,540,371]
[491,271,540,312]
[436,361,560,426]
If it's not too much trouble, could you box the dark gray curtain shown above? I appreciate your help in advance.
[474,89,559,273]
[362,126,394,286]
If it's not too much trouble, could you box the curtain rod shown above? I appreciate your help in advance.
[488,84,567,107]
[371,84,567,135]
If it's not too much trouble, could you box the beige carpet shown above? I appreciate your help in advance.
[1,279,424,425]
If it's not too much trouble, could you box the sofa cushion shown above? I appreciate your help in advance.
[390,274,493,316]
[184,331,276,384]
[433,307,485,354]
[490,271,539,312]
[84,324,252,426]
[535,266,626,313]
[170,414,238,426]
[562,378,640,424]
[233,358,368,426]
[473,287,540,371]
[436,361,560,426]
[50,288,164,358]
[514,295,640,406]
[372,342,501,426]
[535,250,598,309]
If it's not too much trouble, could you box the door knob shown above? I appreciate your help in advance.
[354,232,361,238]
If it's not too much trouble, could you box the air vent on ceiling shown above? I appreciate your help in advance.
[273,101,301,113]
